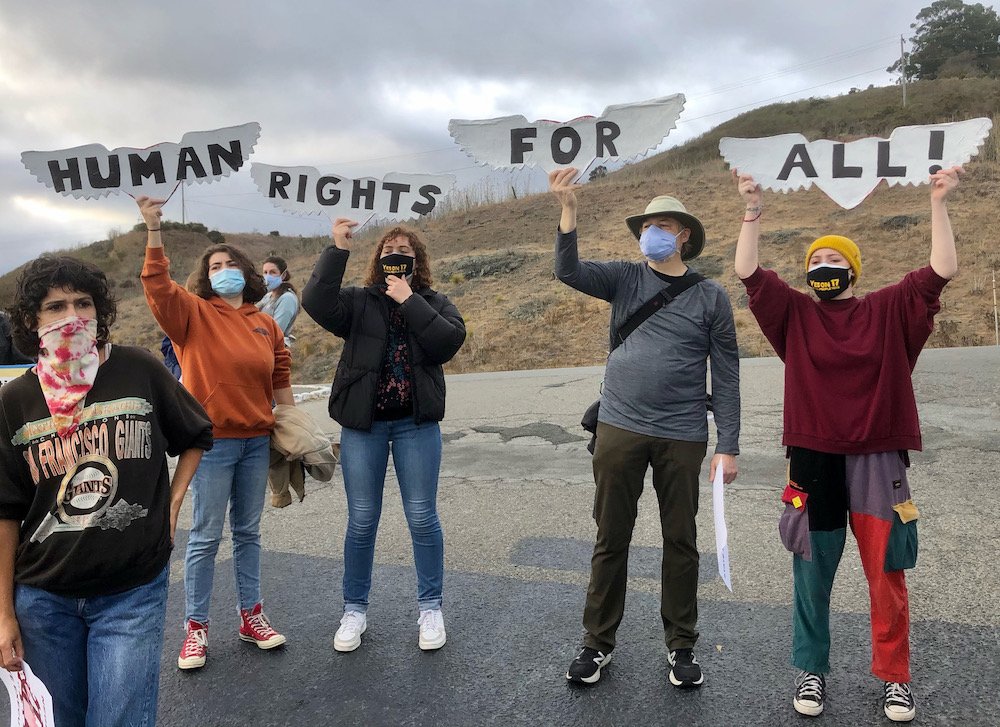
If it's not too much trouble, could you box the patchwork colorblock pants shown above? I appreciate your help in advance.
[780,447,919,683]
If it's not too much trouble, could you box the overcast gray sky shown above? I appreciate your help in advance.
[0,0,952,274]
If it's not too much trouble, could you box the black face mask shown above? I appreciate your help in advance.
[380,253,415,279]
[806,265,852,300]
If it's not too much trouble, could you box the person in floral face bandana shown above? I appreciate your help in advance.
[0,255,213,727]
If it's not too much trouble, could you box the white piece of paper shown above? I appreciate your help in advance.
[250,164,456,221]
[0,661,55,727]
[719,117,992,209]
[713,464,733,592]
[21,122,261,200]
[448,93,686,173]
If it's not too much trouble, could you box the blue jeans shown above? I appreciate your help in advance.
[341,419,444,612]
[184,435,270,624]
[14,566,169,727]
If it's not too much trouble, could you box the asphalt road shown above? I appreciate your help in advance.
[8,346,1000,726]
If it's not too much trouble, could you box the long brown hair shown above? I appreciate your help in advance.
[264,255,298,299]
[189,244,267,304]
[363,226,433,289]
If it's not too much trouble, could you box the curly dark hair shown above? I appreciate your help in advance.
[363,226,433,289]
[263,255,298,299]
[189,244,267,304]
[8,255,118,357]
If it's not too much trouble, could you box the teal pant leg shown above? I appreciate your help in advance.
[792,529,847,674]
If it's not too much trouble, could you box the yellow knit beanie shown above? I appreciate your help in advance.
[805,235,862,283]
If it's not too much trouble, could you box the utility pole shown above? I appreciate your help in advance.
[181,182,187,224]
[900,35,908,107]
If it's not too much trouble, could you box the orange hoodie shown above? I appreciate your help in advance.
[141,246,291,439]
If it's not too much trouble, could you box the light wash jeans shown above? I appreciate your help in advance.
[14,566,169,727]
[184,435,270,624]
[340,419,444,613]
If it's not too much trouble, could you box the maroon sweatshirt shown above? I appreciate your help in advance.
[742,265,948,454]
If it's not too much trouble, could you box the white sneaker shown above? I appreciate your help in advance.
[333,611,367,652]
[417,609,446,650]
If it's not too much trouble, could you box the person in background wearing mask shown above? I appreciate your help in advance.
[0,255,212,726]
[733,166,963,723]
[549,169,740,689]
[258,256,300,348]
[137,196,294,671]
[302,218,465,654]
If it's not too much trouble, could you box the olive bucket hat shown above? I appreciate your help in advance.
[624,195,706,261]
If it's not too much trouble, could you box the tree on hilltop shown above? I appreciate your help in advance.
[890,0,1000,79]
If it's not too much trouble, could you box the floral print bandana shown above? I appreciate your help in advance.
[35,316,100,438]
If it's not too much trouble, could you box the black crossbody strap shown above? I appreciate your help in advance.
[611,273,705,351]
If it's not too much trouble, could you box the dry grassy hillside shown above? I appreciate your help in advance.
[3,79,999,383]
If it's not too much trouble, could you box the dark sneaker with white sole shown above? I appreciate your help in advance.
[667,648,704,688]
[565,646,612,684]
[793,671,826,716]
[883,682,916,722]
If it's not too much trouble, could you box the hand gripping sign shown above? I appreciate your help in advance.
[448,94,686,174]
[250,163,456,222]
[719,118,992,209]
[21,123,261,201]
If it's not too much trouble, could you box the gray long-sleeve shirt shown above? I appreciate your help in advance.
[556,229,740,454]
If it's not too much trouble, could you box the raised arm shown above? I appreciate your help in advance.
[549,168,581,233]
[301,218,358,337]
[929,166,962,280]
[733,171,763,279]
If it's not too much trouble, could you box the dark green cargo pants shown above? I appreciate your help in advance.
[582,422,707,653]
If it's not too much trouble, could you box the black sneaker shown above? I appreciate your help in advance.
[667,648,704,688]
[793,671,826,716]
[565,646,611,684]
[883,682,916,722]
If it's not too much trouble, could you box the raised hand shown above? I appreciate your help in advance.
[733,170,763,208]
[930,165,963,203]
[332,217,359,250]
[135,195,166,230]
[548,168,582,208]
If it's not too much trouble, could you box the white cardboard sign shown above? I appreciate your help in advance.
[448,94,686,173]
[719,118,992,209]
[21,122,261,200]
[250,163,456,221]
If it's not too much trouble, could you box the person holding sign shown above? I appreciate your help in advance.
[0,255,212,726]
[302,219,465,653]
[733,166,963,723]
[257,256,300,348]
[138,196,293,670]
[550,168,740,689]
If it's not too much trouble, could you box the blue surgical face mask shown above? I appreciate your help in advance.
[210,268,246,297]
[639,224,681,262]
[264,273,283,291]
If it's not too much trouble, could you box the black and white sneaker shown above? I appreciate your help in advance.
[883,682,916,722]
[793,671,826,716]
[667,648,704,688]
[565,646,611,684]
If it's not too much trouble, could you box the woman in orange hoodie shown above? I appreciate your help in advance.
[137,196,293,671]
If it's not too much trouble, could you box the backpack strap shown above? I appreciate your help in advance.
[611,273,705,352]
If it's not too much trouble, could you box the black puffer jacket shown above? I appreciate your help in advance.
[302,246,466,431]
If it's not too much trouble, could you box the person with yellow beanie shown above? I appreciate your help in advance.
[733,166,963,724]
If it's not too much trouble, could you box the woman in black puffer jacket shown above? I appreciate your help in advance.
[303,217,465,655]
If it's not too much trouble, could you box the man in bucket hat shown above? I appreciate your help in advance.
[549,168,740,689]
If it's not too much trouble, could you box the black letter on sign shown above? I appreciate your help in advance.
[296,174,308,203]
[176,147,207,180]
[269,172,291,199]
[551,127,582,165]
[596,121,620,157]
[85,156,120,189]
[382,182,410,213]
[510,128,537,164]
[411,185,441,215]
[352,179,376,210]
[47,158,82,193]
[876,141,906,177]
[316,176,341,206]
[776,144,818,181]
[208,141,243,175]
[128,152,166,186]
[831,144,863,178]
